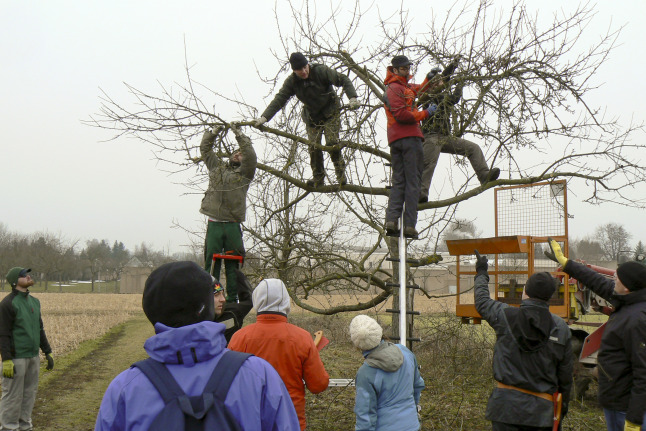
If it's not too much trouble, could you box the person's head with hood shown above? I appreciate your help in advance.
[142,261,216,328]
[522,272,557,302]
[252,279,291,316]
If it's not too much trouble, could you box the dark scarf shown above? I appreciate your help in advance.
[504,300,555,352]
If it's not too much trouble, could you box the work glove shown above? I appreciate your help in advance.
[624,420,640,431]
[2,360,14,378]
[229,123,245,139]
[234,269,253,303]
[348,98,360,110]
[474,249,488,274]
[426,67,441,81]
[252,116,267,127]
[45,353,54,371]
[425,104,438,117]
[545,237,568,267]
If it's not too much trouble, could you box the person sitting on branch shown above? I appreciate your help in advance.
[253,52,360,187]
[417,57,499,203]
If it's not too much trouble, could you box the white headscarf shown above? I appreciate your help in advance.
[252,279,291,315]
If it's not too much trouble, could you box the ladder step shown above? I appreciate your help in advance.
[386,282,421,290]
[385,309,421,315]
[389,336,422,343]
[386,257,420,264]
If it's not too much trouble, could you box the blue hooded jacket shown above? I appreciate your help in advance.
[354,341,425,431]
[94,321,300,431]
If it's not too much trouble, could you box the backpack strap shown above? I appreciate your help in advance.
[132,358,187,405]
[203,350,252,401]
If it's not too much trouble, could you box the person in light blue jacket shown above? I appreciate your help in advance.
[94,261,300,431]
[350,314,425,431]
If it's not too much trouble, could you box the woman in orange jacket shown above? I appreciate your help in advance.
[229,279,329,430]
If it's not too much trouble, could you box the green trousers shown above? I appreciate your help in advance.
[204,221,244,302]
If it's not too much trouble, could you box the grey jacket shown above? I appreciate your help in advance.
[199,130,256,222]
[475,272,573,428]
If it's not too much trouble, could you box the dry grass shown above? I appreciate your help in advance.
[0,292,142,356]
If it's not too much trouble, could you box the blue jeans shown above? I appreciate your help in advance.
[604,409,646,431]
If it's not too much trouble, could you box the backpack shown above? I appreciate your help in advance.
[132,350,252,431]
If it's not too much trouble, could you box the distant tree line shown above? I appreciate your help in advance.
[0,223,199,292]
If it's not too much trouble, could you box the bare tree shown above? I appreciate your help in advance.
[86,0,646,315]
[595,222,632,262]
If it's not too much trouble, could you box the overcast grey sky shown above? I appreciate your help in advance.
[1,0,645,254]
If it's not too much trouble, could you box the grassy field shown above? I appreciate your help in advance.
[0,293,608,430]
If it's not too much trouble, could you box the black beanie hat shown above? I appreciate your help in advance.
[525,272,557,301]
[616,261,646,292]
[289,52,308,70]
[142,261,215,328]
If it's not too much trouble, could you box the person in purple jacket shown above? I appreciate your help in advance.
[94,261,300,431]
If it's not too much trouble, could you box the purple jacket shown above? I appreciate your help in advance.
[94,321,300,431]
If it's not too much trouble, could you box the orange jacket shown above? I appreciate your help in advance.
[383,68,431,144]
[228,314,329,430]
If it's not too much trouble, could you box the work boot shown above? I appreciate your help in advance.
[385,221,399,237]
[337,172,348,186]
[403,226,419,239]
[307,177,325,187]
[480,167,500,185]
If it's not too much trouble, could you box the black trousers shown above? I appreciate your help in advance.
[386,136,423,228]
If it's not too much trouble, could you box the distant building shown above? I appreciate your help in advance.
[120,257,151,293]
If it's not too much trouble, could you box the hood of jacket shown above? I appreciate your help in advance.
[383,67,410,87]
[503,299,555,352]
[613,286,646,310]
[144,321,227,365]
[363,340,404,372]
[252,278,291,315]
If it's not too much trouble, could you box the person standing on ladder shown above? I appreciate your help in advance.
[199,124,257,303]
[383,54,436,238]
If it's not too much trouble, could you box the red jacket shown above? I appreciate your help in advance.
[383,68,431,144]
[228,314,329,430]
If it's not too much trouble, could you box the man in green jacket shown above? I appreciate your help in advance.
[0,267,54,431]
[200,125,257,303]
[253,52,359,186]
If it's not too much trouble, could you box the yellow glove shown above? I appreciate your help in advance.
[2,360,14,378]
[624,420,640,431]
[546,237,568,267]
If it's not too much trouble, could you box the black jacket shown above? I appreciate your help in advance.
[215,269,253,344]
[475,272,573,428]
[563,260,646,425]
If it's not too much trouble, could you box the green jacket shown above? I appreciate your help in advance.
[261,63,357,126]
[0,289,52,360]
[199,130,257,222]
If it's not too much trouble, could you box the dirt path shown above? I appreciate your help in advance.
[32,315,153,430]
